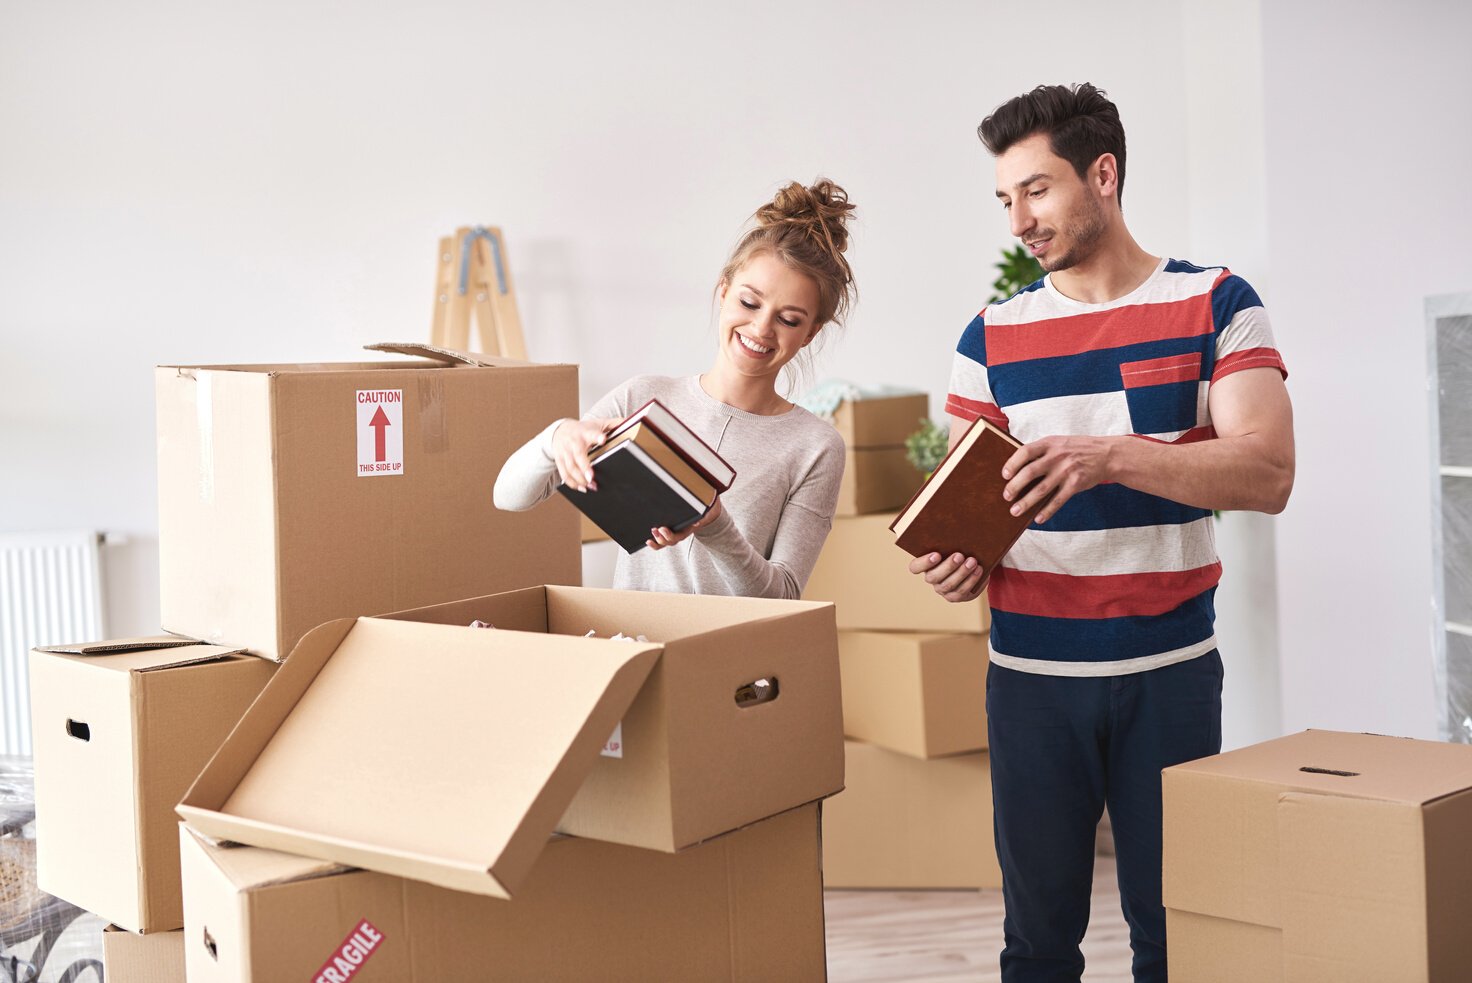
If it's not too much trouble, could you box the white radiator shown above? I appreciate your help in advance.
[0,531,106,756]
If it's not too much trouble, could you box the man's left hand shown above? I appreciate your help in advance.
[1002,435,1117,524]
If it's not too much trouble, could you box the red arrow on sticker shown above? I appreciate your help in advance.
[369,406,391,462]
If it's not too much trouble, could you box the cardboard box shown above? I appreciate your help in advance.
[1165,909,1281,983]
[1163,729,1472,983]
[180,803,827,982]
[30,637,276,933]
[835,447,924,516]
[156,343,581,660]
[837,630,987,758]
[822,740,1000,888]
[803,514,989,633]
[178,587,844,896]
[831,392,928,447]
[104,926,185,983]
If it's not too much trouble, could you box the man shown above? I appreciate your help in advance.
[911,83,1294,983]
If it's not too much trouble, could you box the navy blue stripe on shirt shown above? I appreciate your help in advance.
[987,337,1216,406]
[1032,483,1212,532]
[1211,275,1264,333]
[989,588,1217,662]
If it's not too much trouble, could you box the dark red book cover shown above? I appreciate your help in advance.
[889,417,1043,578]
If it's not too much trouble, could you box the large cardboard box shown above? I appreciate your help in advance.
[178,588,844,895]
[838,630,987,758]
[30,637,275,933]
[836,447,923,516]
[1163,729,1472,983]
[831,392,928,446]
[180,804,827,982]
[156,343,581,660]
[104,926,185,983]
[822,740,1000,889]
[804,513,990,633]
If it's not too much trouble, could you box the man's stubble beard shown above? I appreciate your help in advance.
[1038,194,1109,274]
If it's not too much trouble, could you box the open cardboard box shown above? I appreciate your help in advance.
[179,803,826,983]
[178,586,844,898]
[156,343,581,660]
[30,637,276,933]
[1163,729,1472,983]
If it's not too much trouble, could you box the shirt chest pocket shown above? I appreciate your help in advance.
[1119,352,1203,437]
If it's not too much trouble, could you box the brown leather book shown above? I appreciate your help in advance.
[889,416,1043,577]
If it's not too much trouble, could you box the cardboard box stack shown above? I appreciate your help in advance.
[829,392,929,516]
[803,395,998,888]
[1163,729,1472,983]
[29,344,846,980]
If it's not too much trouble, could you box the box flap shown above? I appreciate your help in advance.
[363,341,525,368]
[181,824,349,892]
[1164,729,1472,806]
[35,639,248,674]
[179,616,660,898]
[36,635,201,655]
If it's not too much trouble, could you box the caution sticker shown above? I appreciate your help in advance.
[357,390,404,477]
[602,722,623,759]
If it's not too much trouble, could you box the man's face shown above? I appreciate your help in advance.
[994,132,1108,274]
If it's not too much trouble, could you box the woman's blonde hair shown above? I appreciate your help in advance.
[719,178,857,391]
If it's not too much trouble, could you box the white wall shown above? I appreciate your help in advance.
[1181,0,1284,750]
[2,0,1199,639]
[1264,0,1472,739]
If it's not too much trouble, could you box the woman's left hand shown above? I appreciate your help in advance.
[647,497,724,551]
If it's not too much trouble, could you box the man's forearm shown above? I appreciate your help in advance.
[1106,432,1294,514]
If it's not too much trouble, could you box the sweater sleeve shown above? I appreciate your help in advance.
[692,427,845,599]
[491,418,567,511]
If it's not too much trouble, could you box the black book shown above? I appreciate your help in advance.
[557,440,707,554]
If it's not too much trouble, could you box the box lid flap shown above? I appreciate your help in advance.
[35,637,247,673]
[182,616,660,898]
[1166,729,1472,806]
[36,635,200,655]
[364,341,523,368]
[182,825,350,891]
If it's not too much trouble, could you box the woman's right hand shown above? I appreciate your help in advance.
[553,417,622,492]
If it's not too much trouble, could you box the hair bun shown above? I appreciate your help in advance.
[754,178,856,256]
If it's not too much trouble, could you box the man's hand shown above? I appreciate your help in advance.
[1002,435,1116,524]
[908,551,988,603]
[647,497,724,551]
[553,417,622,492]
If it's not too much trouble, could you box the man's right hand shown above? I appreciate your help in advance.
[909,551,988,603]
[553,417,622,492]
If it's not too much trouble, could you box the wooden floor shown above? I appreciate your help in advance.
[824,855,1133,982]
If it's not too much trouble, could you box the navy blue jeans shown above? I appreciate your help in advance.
[986,651,1223,983]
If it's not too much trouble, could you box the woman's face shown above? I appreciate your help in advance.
[715,252,821,387]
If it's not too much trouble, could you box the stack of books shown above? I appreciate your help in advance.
[559,399,735,553]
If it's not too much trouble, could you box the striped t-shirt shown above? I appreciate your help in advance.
[945,258,1287,676]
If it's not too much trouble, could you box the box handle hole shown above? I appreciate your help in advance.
[65,719,90,742]
[735,677,779,708]
[1299,766,1360,777]
[203,927,218,960]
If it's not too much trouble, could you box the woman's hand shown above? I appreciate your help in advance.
[647,497,724,551]
[553,417,622,492]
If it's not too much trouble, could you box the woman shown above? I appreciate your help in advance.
[493,178,856,599]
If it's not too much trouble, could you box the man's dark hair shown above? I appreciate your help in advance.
[978,83,1127,208]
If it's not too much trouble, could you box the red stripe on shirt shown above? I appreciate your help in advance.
[988,562,1223,620]
[1213,347,1287,381]
[945,394,1009,429]
[1120,353,1203,388]
[1133,425,1217,445]
[986,294,1214,366]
